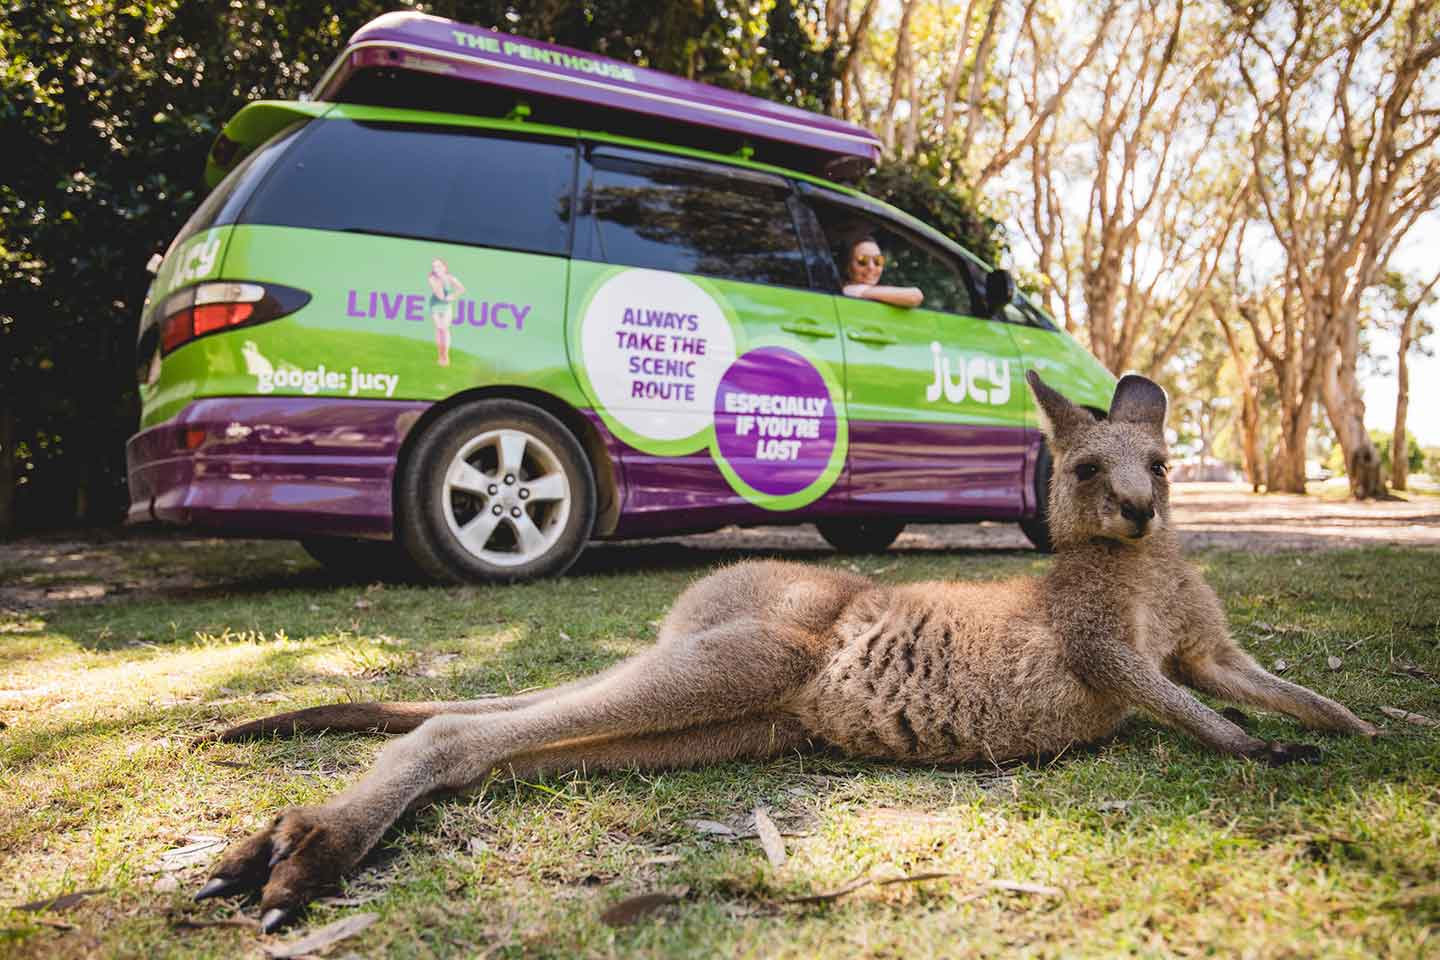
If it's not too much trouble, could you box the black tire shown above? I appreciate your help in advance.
[299,536,423,582]
[1019,441,1055,553]
[816,518,905,554]
[397,400,597,583]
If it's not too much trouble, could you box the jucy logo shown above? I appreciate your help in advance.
[345,290,532,329]
[925,342,1012,406]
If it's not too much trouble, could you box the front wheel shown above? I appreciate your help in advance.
[398,400,596,583]
[1018,441,1055,553]
[816,518,905,554]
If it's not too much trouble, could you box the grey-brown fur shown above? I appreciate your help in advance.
[197,372,1376,931]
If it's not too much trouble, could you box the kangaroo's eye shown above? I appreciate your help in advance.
[1074,462,1099,482]
[1151,460,1169,478]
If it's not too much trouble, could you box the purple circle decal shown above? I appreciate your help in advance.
[713,347,838,497]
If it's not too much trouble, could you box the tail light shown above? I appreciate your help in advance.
[158,281,310,355]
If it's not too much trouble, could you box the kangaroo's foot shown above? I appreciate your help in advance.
[196,805,375,933]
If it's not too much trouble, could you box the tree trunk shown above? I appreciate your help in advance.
[0,404,14,537]
[1321,338,1385,500]
[1215,311,1264,492]
[1392,304,1415,492]
[1272,407,1310,494]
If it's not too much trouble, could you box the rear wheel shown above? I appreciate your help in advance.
[398,400,596,583]
[816,518,905,554]
[1018,442,1055,553]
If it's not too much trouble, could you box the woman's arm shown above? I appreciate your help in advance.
[843,283,925,308]
[448,275,466,299]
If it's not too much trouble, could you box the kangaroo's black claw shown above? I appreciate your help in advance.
[260,907,293,934]
[193,877,241,902]
[1263,741,1323,766]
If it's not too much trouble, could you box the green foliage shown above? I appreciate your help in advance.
[1426,447,1440,483]
[1325,429,1425,477]
[0,1,843,532]
[859,160,1005,266]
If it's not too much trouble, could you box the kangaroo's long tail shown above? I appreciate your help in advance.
[199,674,612,744]
[203,701,468,743]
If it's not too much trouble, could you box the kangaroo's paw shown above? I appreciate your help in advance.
[195,805,372,932]
[1256,741,1323,766]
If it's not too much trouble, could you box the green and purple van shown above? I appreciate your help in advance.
[126,11,1115,582]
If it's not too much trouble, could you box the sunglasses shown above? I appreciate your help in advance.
[852,254,885,268]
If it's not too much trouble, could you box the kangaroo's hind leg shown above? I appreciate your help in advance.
[1178,644,1378,736]
[200,620,824,929]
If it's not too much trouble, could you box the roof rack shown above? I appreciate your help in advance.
[309,12,881,180]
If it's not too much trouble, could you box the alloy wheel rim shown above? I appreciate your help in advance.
[441,428,572,567]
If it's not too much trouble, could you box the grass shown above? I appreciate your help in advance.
[1,536,1437,958]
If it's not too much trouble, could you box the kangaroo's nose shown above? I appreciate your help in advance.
[1119,499,1155,535]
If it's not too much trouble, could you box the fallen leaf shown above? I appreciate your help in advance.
[314,894,380,908]
[169,915,259,930]
[1274,659,1288,672]
[559,631,573,643]
[1327,656,1343,671]
[1096,800,1132,812]
[989,879,1063,897]
[147,835,226,873]
[786,872,961,904]
[683,819,738,837]
[1380,706,1440,728]
[752,807,786,869]
[599,888,688,927]
[262,912,378,958]
[785,873,1062,906]
[13,888,106,912]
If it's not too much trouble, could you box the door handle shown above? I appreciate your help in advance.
[780,319,837,338]
[846,328,897,345]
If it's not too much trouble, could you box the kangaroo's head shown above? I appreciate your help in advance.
[1026,371,1171,548]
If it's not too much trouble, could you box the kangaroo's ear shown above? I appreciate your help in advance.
[1026,370,1094,448]
[1109,375,1168,436]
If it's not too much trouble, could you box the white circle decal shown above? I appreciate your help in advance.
[580,269,737,446]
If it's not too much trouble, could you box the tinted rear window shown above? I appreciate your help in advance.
[586,152,809,288]
[166,121,306,257]
[239,120,575,256]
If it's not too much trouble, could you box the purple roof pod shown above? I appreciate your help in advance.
[309,11,882,179]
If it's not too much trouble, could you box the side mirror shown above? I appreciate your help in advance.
[985,269,1016,316]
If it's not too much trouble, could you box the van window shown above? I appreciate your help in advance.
[805,195,980,317]
[585,151,809,288]
[238,121,575,256]
[166,121,307,258]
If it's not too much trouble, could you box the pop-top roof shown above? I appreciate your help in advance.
[309,12,882,179]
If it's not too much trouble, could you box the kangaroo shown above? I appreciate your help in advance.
[196,372,1377,932]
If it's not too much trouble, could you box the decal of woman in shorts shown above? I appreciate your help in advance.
[427,258,466,366]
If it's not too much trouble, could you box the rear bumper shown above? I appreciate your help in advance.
[126,398,431,538]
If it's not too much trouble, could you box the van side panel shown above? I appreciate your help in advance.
[201,226,581,407]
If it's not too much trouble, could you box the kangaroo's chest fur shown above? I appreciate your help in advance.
[787,551,1203,764]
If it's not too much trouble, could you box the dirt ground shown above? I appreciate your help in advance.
[661,481,1440,554]
[1,483,1436,612]
[0,483,1434,613]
